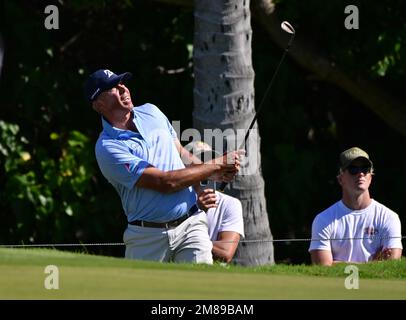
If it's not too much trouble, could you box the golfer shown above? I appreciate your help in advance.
[84,69,242,264]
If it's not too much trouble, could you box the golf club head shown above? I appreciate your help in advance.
[281,21,295,35]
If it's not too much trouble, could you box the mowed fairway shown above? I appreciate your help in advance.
[1,249,405,299]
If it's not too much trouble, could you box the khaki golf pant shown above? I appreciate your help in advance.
[123,211,213,264]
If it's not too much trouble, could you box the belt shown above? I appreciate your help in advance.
[128,204,199,229]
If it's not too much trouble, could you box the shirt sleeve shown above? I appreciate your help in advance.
[96,139,150,189]
[381,211,403,249]
[308,214,332,252]
[217,195,245,238]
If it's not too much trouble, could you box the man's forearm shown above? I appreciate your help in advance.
[388,248,402,260]
[212,233,240,263]
[159,164,222,193]
[212,242,234,263]
[310,250,333,266]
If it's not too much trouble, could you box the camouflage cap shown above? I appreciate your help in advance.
[339,147,373,169]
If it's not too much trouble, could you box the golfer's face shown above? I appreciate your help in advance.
[100,83,133,110]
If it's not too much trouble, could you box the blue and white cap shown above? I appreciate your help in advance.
[84,69,132,102]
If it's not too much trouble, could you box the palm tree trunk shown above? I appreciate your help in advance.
[193,0,274,266]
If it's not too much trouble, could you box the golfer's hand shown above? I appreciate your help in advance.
[208,150,245,182]
[197,189,217,212]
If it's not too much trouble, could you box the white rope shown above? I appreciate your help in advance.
[242,235,406,243]
[0,235,404,248]
[0,242,124,248]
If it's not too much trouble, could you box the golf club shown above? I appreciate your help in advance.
[218,21,296,192]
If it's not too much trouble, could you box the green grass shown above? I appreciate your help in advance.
[0,248,405,299]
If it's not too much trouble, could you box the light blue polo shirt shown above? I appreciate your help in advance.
[95,103,197,223]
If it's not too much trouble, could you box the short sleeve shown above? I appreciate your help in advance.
[381,211,403,249]
[96,139,150,189]
[308,214,332,252]
[217,195,244,237]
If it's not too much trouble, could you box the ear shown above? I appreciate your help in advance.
[92,99,103,113]
[91,101,98,112]
[337,173,343,186]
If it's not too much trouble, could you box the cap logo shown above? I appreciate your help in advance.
[104,70,114,78]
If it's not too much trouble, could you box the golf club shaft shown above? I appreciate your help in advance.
[218,32,295,192]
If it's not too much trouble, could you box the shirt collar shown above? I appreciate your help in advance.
[101,109,139,140]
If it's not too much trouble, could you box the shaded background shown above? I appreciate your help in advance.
[0,0,405,263]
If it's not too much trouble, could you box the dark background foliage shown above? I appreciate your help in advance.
[1,0,404,263]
